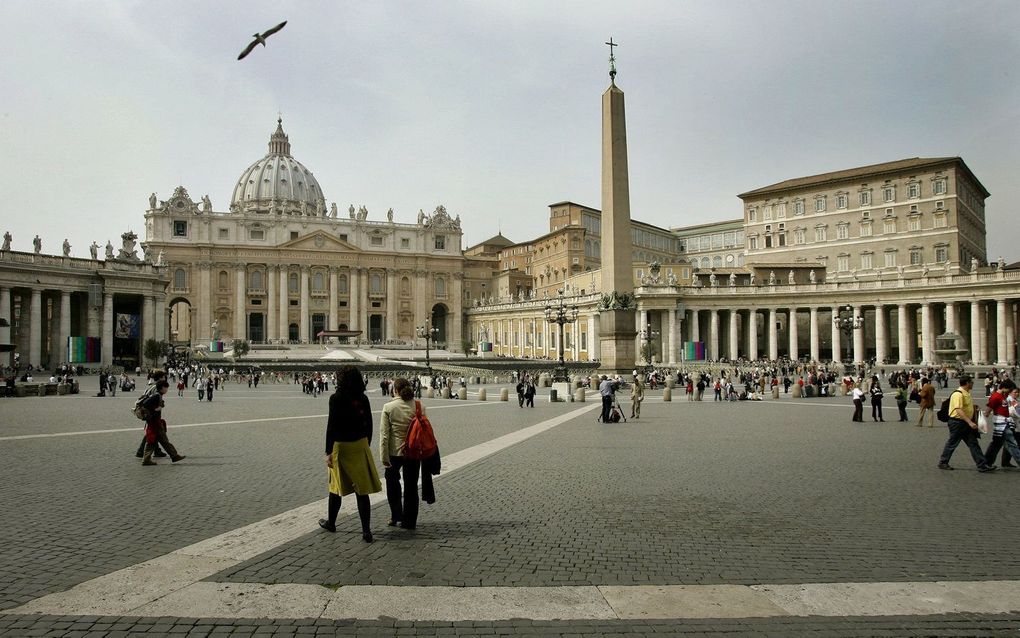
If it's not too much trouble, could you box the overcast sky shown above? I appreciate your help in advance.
[2,0,1018,259]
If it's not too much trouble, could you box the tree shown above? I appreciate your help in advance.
[640,341,656,367]
[231,339,251,359]
[143,338,169,368]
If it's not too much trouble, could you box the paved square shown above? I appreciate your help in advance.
[3,377,1020,636]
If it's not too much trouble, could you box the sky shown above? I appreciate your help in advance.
[2,0,1019,259]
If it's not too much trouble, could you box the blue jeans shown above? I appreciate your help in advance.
[984,423,1020,466]
[939,418,990,468]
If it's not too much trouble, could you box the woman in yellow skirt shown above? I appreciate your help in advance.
[319,366,382,542]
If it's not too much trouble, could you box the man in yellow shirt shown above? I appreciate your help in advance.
[938,376,996,472]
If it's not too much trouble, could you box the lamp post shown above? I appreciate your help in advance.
[832,304,863,365]
[416,318,439,377]
[544,289,578,382]
[640,323,659,371]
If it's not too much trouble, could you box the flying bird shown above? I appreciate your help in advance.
[237,21,288,60]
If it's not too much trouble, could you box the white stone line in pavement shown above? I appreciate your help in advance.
[0,401,501,442]
[6,402,600,616]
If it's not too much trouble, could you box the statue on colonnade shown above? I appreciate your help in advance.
[33,235,41,254]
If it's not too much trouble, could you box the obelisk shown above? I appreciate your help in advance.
[598,39,637,373]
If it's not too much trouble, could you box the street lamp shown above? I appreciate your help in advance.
[416,318,440,376]
[544,289,579,382]
[640,323,660,371]
[832,304,863,364]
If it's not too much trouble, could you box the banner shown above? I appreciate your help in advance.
[115,313,140,339]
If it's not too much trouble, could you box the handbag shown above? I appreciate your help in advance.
[977,411,990,435]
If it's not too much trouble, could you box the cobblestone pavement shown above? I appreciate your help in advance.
[2,612,1020,636]
[4,381,1020,636]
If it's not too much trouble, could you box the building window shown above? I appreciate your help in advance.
[763,205,773,221]
[884,251,897,268]
[218,228,229,240]
[908,215,921,232]
[435,277,446,297]
[933,212,948,228]
[814,226,827,242]
[910,248,923,265]
[339,234,348,242]
[173,220,188,237]
[794,200,804,216]
[434,235,446,250]
[836,224,849,240]
[249,229,265,240]
[933,179,947,195]
[935,245,948,262]
[250,271,263,290]
[338,275,348,294]
[173,268,187,289]
[907,182,921,199]
[837,255,849,272]
[370,236,383,246]
[861,253,873,270]
[858,190,871,206]
[836,194,848,210]
[218,271,228,290]
[370,273,382,294]
[312,272,325,292]
[883,219,896,233]
[749,236,758,250]
[777,202,787,219]
[748,207,757,222]
[288,272,299,293]
[883,186,895,202]
[815,196,826,212]
[400,238,410,249]
[794,228,806,244]
[860,222,873,237]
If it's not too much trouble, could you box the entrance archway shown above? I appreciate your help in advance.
[431,304,448,347]
[168,297,193,344]
[288,323,299,342]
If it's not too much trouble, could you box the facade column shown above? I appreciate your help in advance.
[450,273,463,352]
[920,302,932,364]
[591,313,601,360]
[689,308,699,344]
[0,287,10,367]
[898,304,910,365]
[58,291,71,365]
[747,310,758,361]
[945,302,957,334]
[234,267,246,341]
[788,308,799,361]
[875,304,888,365]
[28,288,42,368]
[997,299,1009,366]
[278,267,289,341]
[267,265,277,343]
[349,268,360,334]
[768,308,778,360]
[831,306,842,363]
[300,266,310,342]
[102,292,113,367]
[809,307,819,362]
[143,295,155,348]
[667,308,676,365]
[852,305,865,364]
[385,270,398,342]
[155,294,166,344]
[328,267,339,331]
[198,263,211,343]
[360,269,369,338]
[973,300,985,364]
[728,310,739,361]
[709,309,720,361]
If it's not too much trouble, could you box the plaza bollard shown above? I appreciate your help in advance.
[500,388,509,401]
[828,383,837,397]
[574,388,585,402]
[791,384,803,398]
[426,388,435,398]
[772,386,780,399]
[666,376,676,389]
[477,388,486,401]
[458,387,468,400]
[540,373,552,388]
[442,387,452,399]
[549,388,558,402]
[663,387,672,402]
[840,384,848,396]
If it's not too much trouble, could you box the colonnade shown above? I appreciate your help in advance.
[471,311,602,362]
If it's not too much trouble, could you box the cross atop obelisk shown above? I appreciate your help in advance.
[605,38,618,81]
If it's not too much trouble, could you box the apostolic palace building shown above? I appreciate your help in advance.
[1,87,1019,371]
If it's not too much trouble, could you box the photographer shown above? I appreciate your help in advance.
[598,375,619,423]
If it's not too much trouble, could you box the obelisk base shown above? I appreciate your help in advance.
[598,309,637,375]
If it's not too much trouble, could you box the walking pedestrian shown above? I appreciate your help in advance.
[319,366,381,542]
[938,376,996,472]
[380,378,424,530]
[851,385,864,422]
[869,376,885,422]
[140,380,185,466]
[895,382,909,422]
[917,378,936,427]
[983,381,1020,469]
[630,374,644,419]
[135,370,168,459]
[524,380,536,408]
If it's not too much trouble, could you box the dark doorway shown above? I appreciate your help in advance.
[369,315,383,342]
[431,304,448,347]
[288,323,299,342]
[248,313,264,343]
[311,314,326,342]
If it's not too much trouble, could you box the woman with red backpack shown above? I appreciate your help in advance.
[380,377,430,530]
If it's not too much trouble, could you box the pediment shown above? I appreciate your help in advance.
[279,230,361,252]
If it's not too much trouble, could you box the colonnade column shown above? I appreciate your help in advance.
[788,308,798,361]
[143,295,155,348]
[28,288,42,368]
[875,305,888,365]
[689,309,700,344]
[709,309,720,361]
[58,291,71,365]
[278,267,288,341]
[997,300,1009,366]
[328,267,339,331]
[977,301,989,364]
[197,263,211,343]
[831,306,842,363]
[235,267,246,341]
[300,266,310,343]
[590,313,600,361]
[267,265,277,342]
[667,308,676,365]
[852,305,865,364]
[920,303,932,364]
[897,304,910,365]
[809,307,819,362]
[101,292,113,367]
[360,269,369,338]
[945,302,957,334]
[0,287,10,367]
[748,310,758,361]
[768,308,778,360]
[728,310,739,361]
[349,268,360,333]
[155,294,166,344]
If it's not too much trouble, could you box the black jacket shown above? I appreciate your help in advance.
[325,393,372,453]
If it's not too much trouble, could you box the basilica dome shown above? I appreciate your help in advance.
[230,118,326,215]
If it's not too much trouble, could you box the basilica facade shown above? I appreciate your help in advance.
[143,119,465,350]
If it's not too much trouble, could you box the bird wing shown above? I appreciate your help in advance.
[262,21,287,38]
[237,39,259,60]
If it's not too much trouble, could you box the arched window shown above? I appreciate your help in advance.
[435,277,446,297]
[250,271,263,290]
[401,276,410,296]
[312,272,325,291]
[174,268,187,289]
[370,273,382,294]
[700,257,710,268]
[713,256,723,268]
[338,275,348,294]
[218,271,228,290]
[288,272,299,293]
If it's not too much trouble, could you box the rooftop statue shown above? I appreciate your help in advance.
[202,195,212,212]
[149,192,157,210]
[768,270,776,285]
[729,272,736,287]
[418,209,425,225]
[118,231,140,261]
[90,241,99,260]
[330,202,338,218]
[2,232,11,252]
[387,208,394,222]
[809,269,816,284]
[105,241,115,260]
[788,269,795,285]
[349,204,356,219]
[156,249,165,266]
[33,235,41,254]
[62,239,71,257]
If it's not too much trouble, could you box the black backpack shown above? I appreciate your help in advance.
[936,390,961,423]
